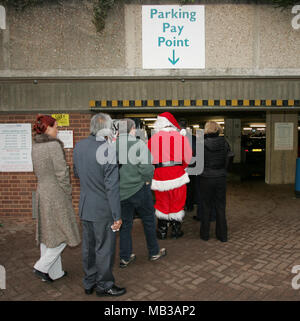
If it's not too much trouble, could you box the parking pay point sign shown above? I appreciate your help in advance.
[142,5,205,69]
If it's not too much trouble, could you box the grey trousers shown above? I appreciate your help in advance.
[81,220,116,290]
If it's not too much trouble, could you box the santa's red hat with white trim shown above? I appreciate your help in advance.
[155,112,186,136]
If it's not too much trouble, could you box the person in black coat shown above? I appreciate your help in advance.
[196,121,232,242]
[185,128,216,223]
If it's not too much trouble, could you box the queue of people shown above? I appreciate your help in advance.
[31,112,232,297]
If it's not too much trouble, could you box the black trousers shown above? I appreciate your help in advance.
[186,175,196,210]
[198,176,228,240]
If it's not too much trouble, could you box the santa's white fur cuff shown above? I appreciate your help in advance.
[155,209,185,222]
[151,172,190,191]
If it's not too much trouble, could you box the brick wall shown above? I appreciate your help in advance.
[0,112,93,217]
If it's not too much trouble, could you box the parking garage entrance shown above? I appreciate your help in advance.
[111,110,268,182]
[90,105,299,184]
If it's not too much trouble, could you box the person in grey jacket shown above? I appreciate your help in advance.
[73,113,126,297]
[115,119,166,268]
[32,114,80,283]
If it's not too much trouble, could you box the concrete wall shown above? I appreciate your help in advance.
[0,0,299,78]
[1,78,300,112]
[0,0,125,74]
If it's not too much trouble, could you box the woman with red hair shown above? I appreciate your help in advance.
[32,115,80,282]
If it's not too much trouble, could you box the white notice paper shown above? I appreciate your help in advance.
[274,122,294,151]
[57,130,73,149]
[0,123,33,172]
[142,5,205,69]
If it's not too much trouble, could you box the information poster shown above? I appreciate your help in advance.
[57,130,73,149]
[274,122,294,151]
[0,124,33,172]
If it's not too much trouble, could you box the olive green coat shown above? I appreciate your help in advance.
[32,134,80,248]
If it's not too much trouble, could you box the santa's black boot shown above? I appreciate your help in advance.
[171,220,184,239]
[157,219,168,240]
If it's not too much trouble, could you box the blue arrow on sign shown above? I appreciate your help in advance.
[168,50,180,65]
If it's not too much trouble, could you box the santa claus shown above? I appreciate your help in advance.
[147,112,192,239]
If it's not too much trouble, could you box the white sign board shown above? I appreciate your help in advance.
[0,5,5,30]
[274,122,294,151]
[142,5,205,69]
[0,124,33,172]
[57,130,73,149]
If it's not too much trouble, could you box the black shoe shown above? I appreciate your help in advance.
[96,285,126,297]
[85,285,96,295]
[156,230,167,239]
[157,219,168,240]
[193,215,200,221]
[171,230,184,239]
[200,236,209,241]
[33,268,53,283]
[217,237,228,242]
[171,221,184,239]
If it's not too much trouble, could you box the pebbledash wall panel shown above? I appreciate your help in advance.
[0,112,92,217]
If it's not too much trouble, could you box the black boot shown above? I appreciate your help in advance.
[157,219,168,240]
[171,221,184,239]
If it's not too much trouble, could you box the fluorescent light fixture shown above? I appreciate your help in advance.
[250,124,266,128]
[143,118,157,121]
[216,121,224,125]
[243,128,252,130]
[192,125,200,128]
[257,128,266,131]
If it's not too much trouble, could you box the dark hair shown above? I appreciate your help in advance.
[33,114,56,134]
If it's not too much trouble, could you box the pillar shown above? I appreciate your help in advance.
[224,118,241,163]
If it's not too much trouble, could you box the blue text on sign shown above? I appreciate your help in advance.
[150,8,197,22]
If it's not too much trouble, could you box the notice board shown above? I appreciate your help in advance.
[0,123,33,172]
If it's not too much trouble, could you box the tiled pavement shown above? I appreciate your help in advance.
[0,180,300,301]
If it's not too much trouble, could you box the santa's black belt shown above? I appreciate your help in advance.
[155,161,183,168]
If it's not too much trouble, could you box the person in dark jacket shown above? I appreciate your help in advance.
[197,121,232,242]
[183,124,216,223]
[115,118,166,268]
[73,113,126,297]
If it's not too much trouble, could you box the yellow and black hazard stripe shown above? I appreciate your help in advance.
[90,99,300,108]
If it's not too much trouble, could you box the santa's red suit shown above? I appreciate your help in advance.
[147,112,192,239]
